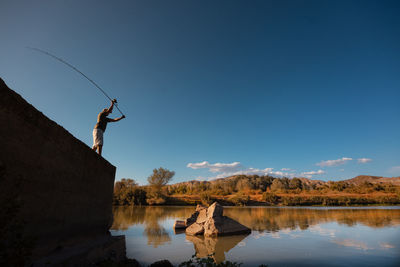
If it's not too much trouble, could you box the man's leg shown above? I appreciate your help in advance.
[98,145,103,155]
[92,129,98,152]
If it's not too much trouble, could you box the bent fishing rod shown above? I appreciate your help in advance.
[26,47,125,117]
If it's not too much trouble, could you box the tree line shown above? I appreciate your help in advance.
[113,170,400,206]
[113,167,175,206]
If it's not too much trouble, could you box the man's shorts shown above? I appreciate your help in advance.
[93,128,104,146]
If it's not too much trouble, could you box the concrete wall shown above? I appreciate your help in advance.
[0,78,117,260]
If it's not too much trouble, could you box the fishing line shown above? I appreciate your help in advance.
[26,47,125,116]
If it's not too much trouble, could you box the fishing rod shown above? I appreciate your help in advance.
[26,47,125,116]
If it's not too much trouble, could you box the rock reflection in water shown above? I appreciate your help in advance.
[113,206,400,234]
[112,206,400,258]
[111,206,400,266]
[186,234,249,263]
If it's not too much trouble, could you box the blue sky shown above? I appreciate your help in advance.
[1,0,399,184]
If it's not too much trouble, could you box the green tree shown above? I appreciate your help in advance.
[147,167,175,205]
[113,178,147,205]
[236,178,252,192]
[148,167,175,189]
[271,178,287,191]
[229,192,250,206]
[289,178,303,190]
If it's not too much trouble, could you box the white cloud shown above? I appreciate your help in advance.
[270,171,286,176]
[269,232,281,239]
[188,161,316,180]
[187,161,209,169]
[316,157,353,167]
[187,161,242,173]
[300,170,325,178]
[232,167,274,176]
[309,225,336,238]
[357,158,372,164]
[379,242,395,249]
[333,239,370,250]
[271,171,296,177]
[205,168,298,180]
[207,167,275,180]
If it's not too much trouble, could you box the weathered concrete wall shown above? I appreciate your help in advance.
[0,78,117,262]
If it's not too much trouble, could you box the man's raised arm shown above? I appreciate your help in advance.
[106,99,117,113]
[108,115,126,122]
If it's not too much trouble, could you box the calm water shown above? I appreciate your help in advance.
[110,206,400,266]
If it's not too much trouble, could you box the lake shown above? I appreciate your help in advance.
[110,206,400,266]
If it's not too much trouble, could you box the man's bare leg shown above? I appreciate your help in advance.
[92,145,97,151]
[98,145,103,156]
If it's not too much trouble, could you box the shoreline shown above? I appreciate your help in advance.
[162,194,400,206]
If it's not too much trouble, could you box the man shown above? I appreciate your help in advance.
[92,99,125,155]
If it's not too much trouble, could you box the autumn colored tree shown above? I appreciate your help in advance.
[113,178,146,205]
[147,167,175,205]
[289,178,303,190]
[148,167,175,190]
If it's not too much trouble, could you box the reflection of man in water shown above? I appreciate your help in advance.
[92,99,125,155]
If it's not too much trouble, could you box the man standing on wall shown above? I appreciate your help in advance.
[92,99,125,155]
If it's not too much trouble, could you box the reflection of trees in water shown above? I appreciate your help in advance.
[111,206,400,248]
[112,206,194,230]
[223,208,400,232]
[186,234,249,263]
[112,206,195,247]
[144,221,171,248]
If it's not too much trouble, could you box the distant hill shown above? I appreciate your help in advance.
[169,175,400,187]
[343,175,400,186]
[298,178,326,187]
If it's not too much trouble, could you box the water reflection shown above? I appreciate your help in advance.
[333,239,371,250]
[186,234,249,263]
[113,206,400,233]
[112,206,194,231]
[223,207,400,232]
[112,206,194,247]
[111,206,400,266]
[144,222,171,248]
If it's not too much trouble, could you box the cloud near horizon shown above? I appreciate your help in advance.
[357,158,372,164]
[316,157,353,167]
[300,170,325,178]
[187,161,242,173]
[187,161,325,180]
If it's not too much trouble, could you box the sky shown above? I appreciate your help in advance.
[1,0,399,184]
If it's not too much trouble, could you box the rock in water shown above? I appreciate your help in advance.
[173,220,186,229]
[207,202,223,218]
[196,204,207,211]
[196,208,208,224]
[174,204,206,230]
[204,216,251,236]
[186,222,205,235]
[181,202,251,237]
[185,204,205,227]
